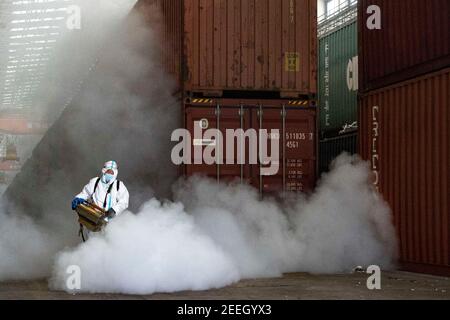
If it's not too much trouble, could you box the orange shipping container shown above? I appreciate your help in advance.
[359,68,450,276]
[184,0,317,98]
[135,0,317,99]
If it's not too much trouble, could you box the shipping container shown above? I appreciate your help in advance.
[318,19,358,136]
[358,0,450,92]
[138,0,317,98]
[319,133,357,175]
[359,68,450,276]
[184,98,317,194]
[136,1,320,195]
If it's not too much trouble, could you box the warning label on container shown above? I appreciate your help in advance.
[285,52,300,72]
[286,159,307,192]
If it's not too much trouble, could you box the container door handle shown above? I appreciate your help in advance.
[259,104,263,197]
[282,105,286,194]
[239,104,244,184]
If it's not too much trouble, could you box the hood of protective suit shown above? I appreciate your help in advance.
[101,160,118,184]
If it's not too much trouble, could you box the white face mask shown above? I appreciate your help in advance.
[102,173,115,184]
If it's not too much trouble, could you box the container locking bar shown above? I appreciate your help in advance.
[215,104,221,183]
[281,105,286,194]
[258,104,263,197]
[239,104,244,184]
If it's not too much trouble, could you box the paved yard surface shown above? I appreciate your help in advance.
[0,271,449,300]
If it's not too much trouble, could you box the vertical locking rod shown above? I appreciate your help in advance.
[282,105,286,194]
[216,104,221,183]
[259,104,263,197]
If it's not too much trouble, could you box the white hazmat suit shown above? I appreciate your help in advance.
[74,161,129,240]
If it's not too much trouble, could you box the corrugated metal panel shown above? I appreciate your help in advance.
[358,0,450,92]
[359,68,450,276]
[185,98,317,194]
[318,20,358,136]
[183,0,317,98]
[319,133,357,175]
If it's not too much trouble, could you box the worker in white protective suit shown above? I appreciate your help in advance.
[71,160,129,241]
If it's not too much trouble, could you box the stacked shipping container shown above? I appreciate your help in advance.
[139,0,319,195]
[183,0,317,99]
[359,69,449,275]
[359,0,450,92]
[318,6,358,174]
[319,19,358,136]
[358,0,450,275]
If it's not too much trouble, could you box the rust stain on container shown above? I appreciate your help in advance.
[358,0,450,92]
[359,68,450,276]
[184,99,317,194]
[183,0,317,98]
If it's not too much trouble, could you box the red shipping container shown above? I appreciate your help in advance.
[184,0,317,98]
[135,0,317,98]
[358,0,450,92]
[359,68,450,276]
[184,98,317,194]
[132,1,319,195]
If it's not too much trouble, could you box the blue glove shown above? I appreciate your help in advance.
[71,198,85,210]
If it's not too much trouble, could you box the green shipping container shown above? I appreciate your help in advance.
[318,21,358,137]
[319,133,357,175]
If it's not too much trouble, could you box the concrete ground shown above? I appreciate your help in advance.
[0,271,449,300]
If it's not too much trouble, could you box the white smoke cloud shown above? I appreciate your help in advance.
[50,200,240,294]
[0,0,143,282]
[49,154,398,294]
[286,155,398,274]
[0,0,398,295]
[34,0,140,121]
[0,209,60,280]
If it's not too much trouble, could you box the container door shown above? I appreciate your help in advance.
[251,106,317,194]
[185,105,251,183]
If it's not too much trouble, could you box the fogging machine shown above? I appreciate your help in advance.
[75,201,107,232]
